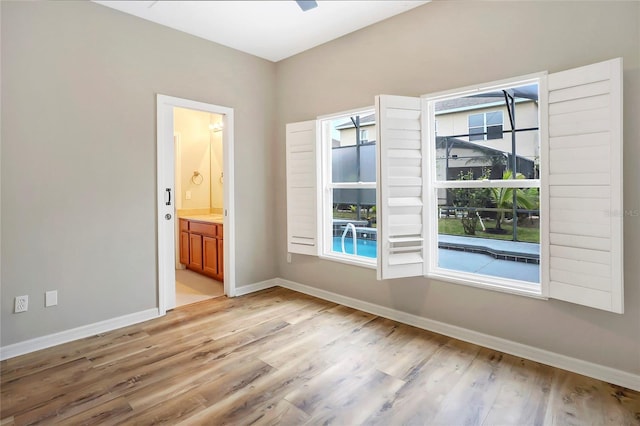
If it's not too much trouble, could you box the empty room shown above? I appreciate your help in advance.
[1,1,639,424]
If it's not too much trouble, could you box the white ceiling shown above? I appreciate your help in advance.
[94,1,430,62]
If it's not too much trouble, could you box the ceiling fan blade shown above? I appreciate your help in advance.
[296,0,318,12]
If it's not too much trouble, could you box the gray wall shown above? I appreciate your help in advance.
[1,1,276,345]
[276,1,640,374]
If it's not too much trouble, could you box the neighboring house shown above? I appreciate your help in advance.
[334,113,376,147]
[434,136,536,206]
[435,94,540,174]
[331,95,538,208]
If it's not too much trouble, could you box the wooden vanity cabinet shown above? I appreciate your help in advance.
[217,238,224,278]
[189,233,203,270]
[179,218,224,281]
[202,236,218,276]
[179,230,190,265]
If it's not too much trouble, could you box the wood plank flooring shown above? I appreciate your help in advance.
[1,287,639,425]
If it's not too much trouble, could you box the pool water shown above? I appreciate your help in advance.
[332,237,377,258]
[330,236,538,283]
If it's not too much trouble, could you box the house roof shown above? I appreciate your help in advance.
[436,136,501,154]
[435,83,539,113]
[335,113,376,130]
[435,96,505,112]
[436,136,534,166]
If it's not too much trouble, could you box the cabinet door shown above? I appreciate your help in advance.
[203,235,218,276]
[189,233,203,270]
[217,237,224,281]
[179,231,190,265]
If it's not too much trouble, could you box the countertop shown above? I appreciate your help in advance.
[179,214,224,224]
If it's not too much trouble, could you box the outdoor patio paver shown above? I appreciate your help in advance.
[438,234,540,257]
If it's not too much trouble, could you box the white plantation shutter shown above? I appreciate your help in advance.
[543,58,623,313]
[376,95,427,280]
[286,120,320,256]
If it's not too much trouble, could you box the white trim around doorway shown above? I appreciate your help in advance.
[156,94,236,315]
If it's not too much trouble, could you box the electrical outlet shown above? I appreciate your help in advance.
[45,290,58,307]
[15,295,28,313]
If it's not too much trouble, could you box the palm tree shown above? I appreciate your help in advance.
[490,170,538,231]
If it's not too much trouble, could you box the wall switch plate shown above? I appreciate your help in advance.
[287,253,292,263]
[186,190,192,200]
[15,295,28,313]
[45,290,58,307]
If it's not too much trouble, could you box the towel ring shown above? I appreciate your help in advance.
[191,171,203,185]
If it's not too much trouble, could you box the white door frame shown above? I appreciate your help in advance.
[157,94,236,315]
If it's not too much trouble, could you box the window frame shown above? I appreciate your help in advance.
[468,110,505,141]
[424,74,544,297]
[319,107,377,269]
[360,129,369,143]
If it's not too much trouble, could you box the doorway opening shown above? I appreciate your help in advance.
[157,95,235,315]
[174,108,225,307]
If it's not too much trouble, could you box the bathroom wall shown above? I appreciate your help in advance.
[174,107,212,212]
[173,107,224,214]
[210,126,224,212]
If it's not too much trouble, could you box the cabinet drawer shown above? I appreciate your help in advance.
[179,219,189,232]
[189,221,216,237]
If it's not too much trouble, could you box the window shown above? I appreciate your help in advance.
[468,111,504,141]
[287,58,623,313]
[321,110,377,266]
[431,81,541,293]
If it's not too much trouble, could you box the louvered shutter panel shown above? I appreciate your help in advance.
[544,58,623,313]
[376,95,427,280]
[286,120,320,256]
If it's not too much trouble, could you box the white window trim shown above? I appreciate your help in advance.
[428,269,545,299]
[319,107,377,268]
[318,252,377,269]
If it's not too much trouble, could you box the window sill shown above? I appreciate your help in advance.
[319,253,376,270]
[427,269,546,300]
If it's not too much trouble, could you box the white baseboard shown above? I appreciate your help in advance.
[234,278,278,296]
[276,278,640,392]
[0,308,160,361]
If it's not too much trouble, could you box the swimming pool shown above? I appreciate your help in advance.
[330,236,538,283]
[332,236,377,258]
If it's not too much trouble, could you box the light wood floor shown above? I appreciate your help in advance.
[1,287,638,425]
